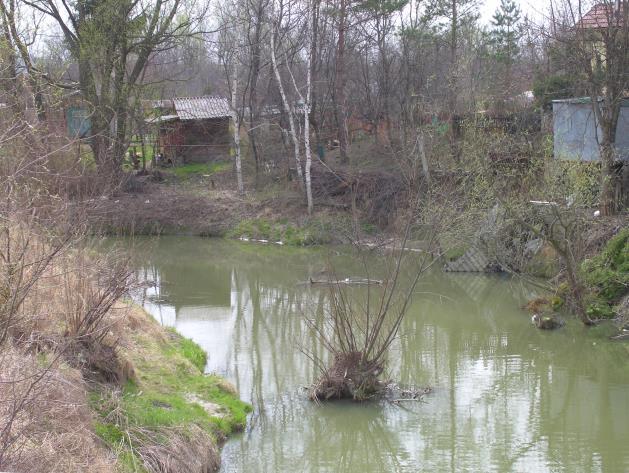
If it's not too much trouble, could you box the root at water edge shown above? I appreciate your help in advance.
[309,351,385,402]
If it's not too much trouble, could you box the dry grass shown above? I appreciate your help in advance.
[0,219,136,470]
[132,425,220,473]
[0,241,244,472]
[0,345,114,472]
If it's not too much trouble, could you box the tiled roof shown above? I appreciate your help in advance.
[578,2,625,29]
[172,96,231,120]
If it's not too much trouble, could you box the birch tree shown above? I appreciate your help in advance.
[231,62,245,194]
[303,2,314,214]
[286,0,315,213]
[269,3,304,186]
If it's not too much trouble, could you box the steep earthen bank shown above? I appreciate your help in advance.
[1,303,250,473]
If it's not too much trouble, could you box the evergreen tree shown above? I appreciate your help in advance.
[489,0,522,107]
[490,0,522,66]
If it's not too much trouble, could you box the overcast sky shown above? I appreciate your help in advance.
[479,0,548,24]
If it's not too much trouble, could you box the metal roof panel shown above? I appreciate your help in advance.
[172,96,231,120]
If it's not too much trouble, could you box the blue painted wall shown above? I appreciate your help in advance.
[66,107,91,138]
[553,99,629,161]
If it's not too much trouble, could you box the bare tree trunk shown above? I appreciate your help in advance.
[231,63,244,194]
[448,0,460,164]
[334,0,349,164]
[418,131,430,184]
[247,2,265,187]
[563,247,592,326]
[304,0,314,214]
[599,142,619,216]
[592,101,621,216]
[270,26,304,186]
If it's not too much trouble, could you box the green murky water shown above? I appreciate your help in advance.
[127,236,629,473]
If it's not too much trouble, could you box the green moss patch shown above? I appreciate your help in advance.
[581,228,629,318]
[226,217,335,246]
[91,310,251,472]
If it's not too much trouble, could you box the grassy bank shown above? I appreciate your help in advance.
[91,305,251,472]
[226,216,343,246]
[93,166,360,244]
[581,228,629,319]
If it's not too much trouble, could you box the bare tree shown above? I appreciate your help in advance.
[548,0,629,214]
[270,15,304,186]
[1,0,203,178]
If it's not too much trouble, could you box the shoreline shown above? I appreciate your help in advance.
[90,304,251,472]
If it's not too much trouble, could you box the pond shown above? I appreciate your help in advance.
[126,236,629,473]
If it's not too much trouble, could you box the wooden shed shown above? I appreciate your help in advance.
[150,96,232,163]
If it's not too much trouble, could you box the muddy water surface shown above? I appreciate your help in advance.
[127,236,629,473]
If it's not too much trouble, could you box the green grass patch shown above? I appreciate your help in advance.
[91,311,251,471]
[176,334,208,372]
[444,246,467,262]
[172,161,231,178]
[226,217,335,246]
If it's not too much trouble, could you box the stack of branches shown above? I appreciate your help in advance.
[310,164,407,227]
[306,225,439,402]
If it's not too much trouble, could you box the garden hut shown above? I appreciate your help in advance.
[149,96,233,163]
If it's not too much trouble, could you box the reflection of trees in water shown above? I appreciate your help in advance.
[393,269,629,471]
[229,267,331,427]
[127,238,629,473]
[306,405,410,472]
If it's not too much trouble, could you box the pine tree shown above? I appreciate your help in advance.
[490,0,522,67]
[489,0,522,107]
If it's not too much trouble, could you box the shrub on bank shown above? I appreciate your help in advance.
[581,228,629,318]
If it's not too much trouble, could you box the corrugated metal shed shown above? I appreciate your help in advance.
[173,96,231,121]
[552,98,629,161]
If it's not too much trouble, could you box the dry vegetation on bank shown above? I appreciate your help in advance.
[0,233,250,472]
[0,129,249,473]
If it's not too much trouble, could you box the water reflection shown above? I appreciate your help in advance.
[127,237,629,473]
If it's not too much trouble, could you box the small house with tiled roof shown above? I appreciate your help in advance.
[577,1,626,30]
[148,96,233,163]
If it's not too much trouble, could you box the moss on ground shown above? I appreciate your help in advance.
[226,217,337,246]
[581,228,629,319]
[90,308,251,472]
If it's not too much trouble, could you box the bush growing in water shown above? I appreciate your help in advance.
[307,233,438,401]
